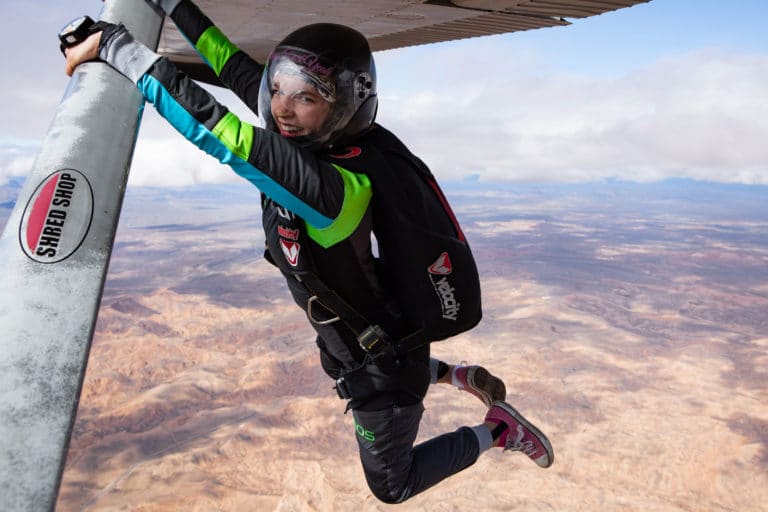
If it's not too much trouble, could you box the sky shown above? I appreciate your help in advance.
[0,0,766,187]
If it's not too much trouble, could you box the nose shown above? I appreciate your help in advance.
[272,92,294,117]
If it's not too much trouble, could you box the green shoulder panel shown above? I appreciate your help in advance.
[195,26,240,76]
[306,164,372,248]
[211,112,254,160]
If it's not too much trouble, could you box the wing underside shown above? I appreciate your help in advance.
[159,0,650,83]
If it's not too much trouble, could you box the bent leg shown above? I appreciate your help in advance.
[353,402,480,503]
[429,357,507,406]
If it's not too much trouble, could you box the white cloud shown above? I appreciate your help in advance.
[375,45,768,184]
[0,142,38,185]
[129,135,245,187]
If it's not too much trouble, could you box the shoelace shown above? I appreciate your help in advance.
[504,424,538,457]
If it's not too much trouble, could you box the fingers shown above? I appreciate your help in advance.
[63,32,102,77]
[64,48,76,76]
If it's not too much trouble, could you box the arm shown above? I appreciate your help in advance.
[64,27,370,249]
[148,0,262,111]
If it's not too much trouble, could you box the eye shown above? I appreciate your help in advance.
[295,93,316,104]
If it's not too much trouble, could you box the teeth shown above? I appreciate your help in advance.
[279,124,301,134]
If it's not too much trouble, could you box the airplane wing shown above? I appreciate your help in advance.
[159,0,651,84]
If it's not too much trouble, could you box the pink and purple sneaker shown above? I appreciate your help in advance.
[486,400,554,468]
[454,365,507,407]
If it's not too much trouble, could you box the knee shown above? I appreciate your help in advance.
[362,470,411,504]
[367,482,410,505]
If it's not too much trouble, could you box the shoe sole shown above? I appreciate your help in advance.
[468,366,507,407]
[491,400,554,468]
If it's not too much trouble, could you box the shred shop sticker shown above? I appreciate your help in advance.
[19,169,94,263]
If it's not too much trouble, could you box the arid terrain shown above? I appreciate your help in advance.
[5,180,766,511]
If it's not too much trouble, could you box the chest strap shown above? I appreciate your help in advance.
[295,272,424,366]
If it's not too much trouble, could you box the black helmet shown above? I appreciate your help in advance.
[258,23,377,149]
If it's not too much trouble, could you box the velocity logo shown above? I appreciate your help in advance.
[428,252,460,321]
[20,169,93,263]
[428,252,452,275]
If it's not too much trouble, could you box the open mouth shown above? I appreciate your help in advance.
[277,123,305,137]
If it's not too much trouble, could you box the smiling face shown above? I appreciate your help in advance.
[258,37,374,149]
[270,73,332,139]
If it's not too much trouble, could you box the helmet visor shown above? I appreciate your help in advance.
[268,48,337,103]
[258,44,374,149]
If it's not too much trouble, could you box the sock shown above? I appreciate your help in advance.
[429,357,440,384]
[429,358,451,384]
[451,364,464,389]
[490,420,508,441]
[437,360,449,380]
[471,424,494,453]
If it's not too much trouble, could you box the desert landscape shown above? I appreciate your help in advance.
[5,179,766,511]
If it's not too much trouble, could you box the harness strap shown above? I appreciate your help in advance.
[297,272,370,335]
[295,271,426,363]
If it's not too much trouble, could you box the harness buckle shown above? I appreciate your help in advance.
[357,325,388,353]
[357,325,398,368]
[306,295,340,325]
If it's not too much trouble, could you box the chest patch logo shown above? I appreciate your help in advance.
[278,225,299,241]
[280,239,301,266]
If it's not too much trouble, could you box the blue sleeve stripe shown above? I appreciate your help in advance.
[136,74,334,229]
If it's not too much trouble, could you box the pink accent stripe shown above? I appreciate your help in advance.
[26,174,59,251]
[425,176,466,242]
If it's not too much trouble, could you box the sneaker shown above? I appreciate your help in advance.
[486,400,554,468]
[454,365,506,407]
